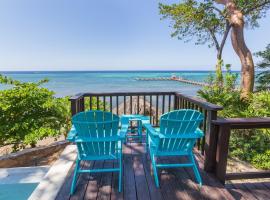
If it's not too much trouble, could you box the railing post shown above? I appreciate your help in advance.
[212,117,270,183]
[70,99,78,116]
[215,124,231,184]
[69,93,84,116]
[79,97,85,112]
[174,93,178,110]
[204,110,218,172]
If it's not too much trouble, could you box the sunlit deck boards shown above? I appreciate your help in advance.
[56,141,270,200]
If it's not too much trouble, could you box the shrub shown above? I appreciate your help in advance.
[197,64,248,117]
[255,44,270,91]
[0,74,70,150]
[198,65,270,169]
[251,150,270,170]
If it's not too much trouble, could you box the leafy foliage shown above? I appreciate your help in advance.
[229,91,270,169]
[198,66,270,169]
[197,64,245,117]
[160,0,270,97]
[255,44,270,91]
[159,0,270,49]
[0,74,70,150]
[234,0,270,28]
[84,97,108,112]
[159,0,226,48]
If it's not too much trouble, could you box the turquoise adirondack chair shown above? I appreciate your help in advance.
[67,110,128,194]
[143,109,204,187]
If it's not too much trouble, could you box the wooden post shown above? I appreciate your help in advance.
[79,97,85,112]
[70,99,78,116]
[204,110,218,172]
[215,124,231,184]
[212,117,270,183]
[174,94,178,110]
[69,93,84,116]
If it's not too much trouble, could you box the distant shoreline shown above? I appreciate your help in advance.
[0,70,241,73]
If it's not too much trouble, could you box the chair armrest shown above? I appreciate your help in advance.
[143,124,159,138]
[158,133,202,139]
[141,116,151,125]
[118,125,129,140]
[195,128,204,137]
[67,125,77,142]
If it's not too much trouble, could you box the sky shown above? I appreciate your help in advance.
[0,0,269,71]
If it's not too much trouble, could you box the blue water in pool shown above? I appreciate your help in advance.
[0,183,38,200]
[0,71,240,97]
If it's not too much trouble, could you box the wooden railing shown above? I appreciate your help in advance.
[70,92,270,184]
[70,92,176,126]
[70,91,223,172]
[212,117,270,184]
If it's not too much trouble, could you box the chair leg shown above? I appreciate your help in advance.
[118,152,122,192]
[146,130,148,147]
[70,159,80,194]
[189,154,202,187]
[146,130,151,151]
[138,120,142,143]
[150,153,159,187]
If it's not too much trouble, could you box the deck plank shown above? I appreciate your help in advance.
[168,159,206,200]
[96,160,114,200]
[55,141,270,200]
[133,155,151,200]
[83,161,104,200]
[158,157,194,200]
[141,154,163,200]
[110,160,124,200]
[123,154,137,200]
[70,161,92,200]
[226,183,257,200]
[242,182,270,200]
[193,152,235,200]
[262,181,270,190]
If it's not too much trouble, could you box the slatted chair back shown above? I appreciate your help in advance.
[72,110,120,158]
[158,109,203,153]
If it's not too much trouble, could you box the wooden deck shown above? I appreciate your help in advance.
[56,141,270,200]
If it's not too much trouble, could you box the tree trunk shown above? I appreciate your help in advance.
[215,58,223,85]
[231,24,255,98]
[215,0,255,98]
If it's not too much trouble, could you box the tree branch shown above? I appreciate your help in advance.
[208,6,227,18]
[215,0,230,5]
[218,21,231,59]
[208,28,220,51]
[243,0,270,15]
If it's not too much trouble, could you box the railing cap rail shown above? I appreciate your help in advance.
[83,91,175,96]
[212,117,270,126]
[69,93,84,101]
[69,91,223,111]
[175,92,223,111]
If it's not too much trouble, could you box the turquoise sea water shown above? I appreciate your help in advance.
[0,71,224,97]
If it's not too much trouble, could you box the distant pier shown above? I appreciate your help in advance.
[135,76,210,87]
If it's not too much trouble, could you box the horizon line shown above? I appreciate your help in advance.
[0,69,241,73]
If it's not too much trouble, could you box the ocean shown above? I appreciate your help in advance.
[0,71,221,97]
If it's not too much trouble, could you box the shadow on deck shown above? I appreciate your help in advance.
[56,141,270,200]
